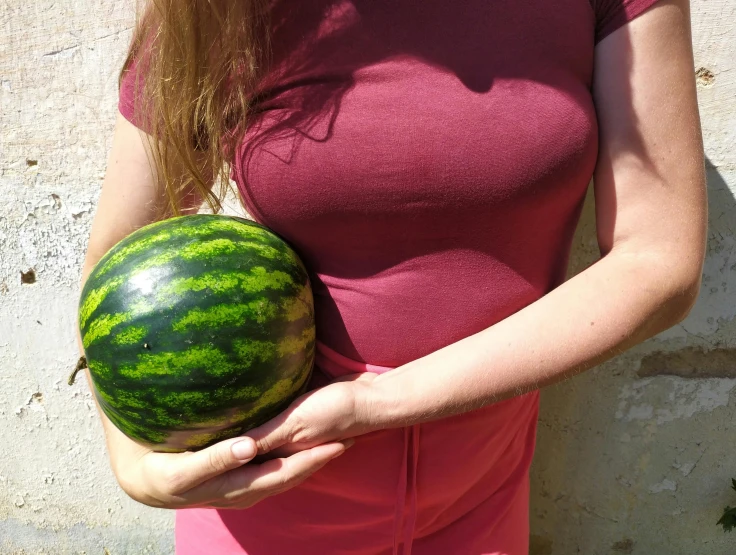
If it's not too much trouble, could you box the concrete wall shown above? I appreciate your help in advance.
[0,2,175,553]
[0,1,733,553]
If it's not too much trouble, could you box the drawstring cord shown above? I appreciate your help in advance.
[393,424,421,555]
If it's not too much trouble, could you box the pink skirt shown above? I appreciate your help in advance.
[175,341,539,555]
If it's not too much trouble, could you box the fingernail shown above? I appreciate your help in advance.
[231,439,256,460]
[343,439,356,449]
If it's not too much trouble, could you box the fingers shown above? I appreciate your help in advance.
[184,441,350,507]
[151,436,259,495]
[247,405,304,455]
[251,442,347,492]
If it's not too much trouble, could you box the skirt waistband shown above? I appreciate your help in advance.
[315,340,396,378]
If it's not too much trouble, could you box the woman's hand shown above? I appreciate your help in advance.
[246,372,380,459]
[113,434,352,510]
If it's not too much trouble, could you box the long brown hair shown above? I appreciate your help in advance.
[120,0,270,216]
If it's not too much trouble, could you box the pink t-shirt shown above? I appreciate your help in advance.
[119,1,662,553]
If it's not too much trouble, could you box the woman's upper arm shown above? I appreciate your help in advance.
[592,0,707,285]
[84,113,162,267]
[84,112,209,270]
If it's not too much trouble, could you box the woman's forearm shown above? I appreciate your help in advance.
[359,246,702,429]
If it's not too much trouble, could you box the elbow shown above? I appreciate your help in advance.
[660,264,703,326]
[619,244,705,330]
[666,280,701,325]
[618,234,706,329]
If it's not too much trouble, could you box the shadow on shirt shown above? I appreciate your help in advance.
[241,0,597,168]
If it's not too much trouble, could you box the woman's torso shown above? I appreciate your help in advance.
[232,0,599,367]
[168,1,656,553]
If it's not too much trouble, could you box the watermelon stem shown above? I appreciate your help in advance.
[68,356,88,386]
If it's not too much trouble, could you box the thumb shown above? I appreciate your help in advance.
[167,436,258,494]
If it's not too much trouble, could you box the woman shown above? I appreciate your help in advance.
[81,0,707,553]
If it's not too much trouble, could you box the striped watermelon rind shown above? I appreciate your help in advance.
[79,215,315,452]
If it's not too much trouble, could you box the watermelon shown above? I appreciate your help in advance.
[78,215,315,452]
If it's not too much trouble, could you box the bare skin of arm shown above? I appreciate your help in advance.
[79,113,350,509]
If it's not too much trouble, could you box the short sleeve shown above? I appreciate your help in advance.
[592,0,662,44]
[118,45,155,134]
[119,60,143,127]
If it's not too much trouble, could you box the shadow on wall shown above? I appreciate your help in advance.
[529,157,736,554]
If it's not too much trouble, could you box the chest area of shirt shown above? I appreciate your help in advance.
[237,0,599,233]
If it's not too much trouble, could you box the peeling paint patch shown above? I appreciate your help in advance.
[655,379,735,424]
[616,378,736,423]
[639,347,736,378]
[617,403,654,421]
[673,461,696,476]
[649,478,677,493]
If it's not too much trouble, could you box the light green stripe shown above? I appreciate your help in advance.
[179,238,282,262]
[195,217,277,243]
[234,373,310,422]
[280,285,313,322]
[92,238,285,304]
[183,429,236,449]
[258,376,306,406]
[110,389,149,410]
[87,360,112,380]
[233,339,278,365]
[172,298,280,332]
[160,266,294,299]
[112,325,148,346]
[83,300,154,349]
[157,390,209,409]
[94,224,173,277]
[277,326,316,357]
[96,388,116,405]
[96,388,169,444]
[79,276,125,330]
[83,313,131,349]
[232,326,314,367]
[230,385,262,401]
[119,345,235,379]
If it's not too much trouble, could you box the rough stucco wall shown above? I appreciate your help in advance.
[0,2,175,553]
[0,1,733,554]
